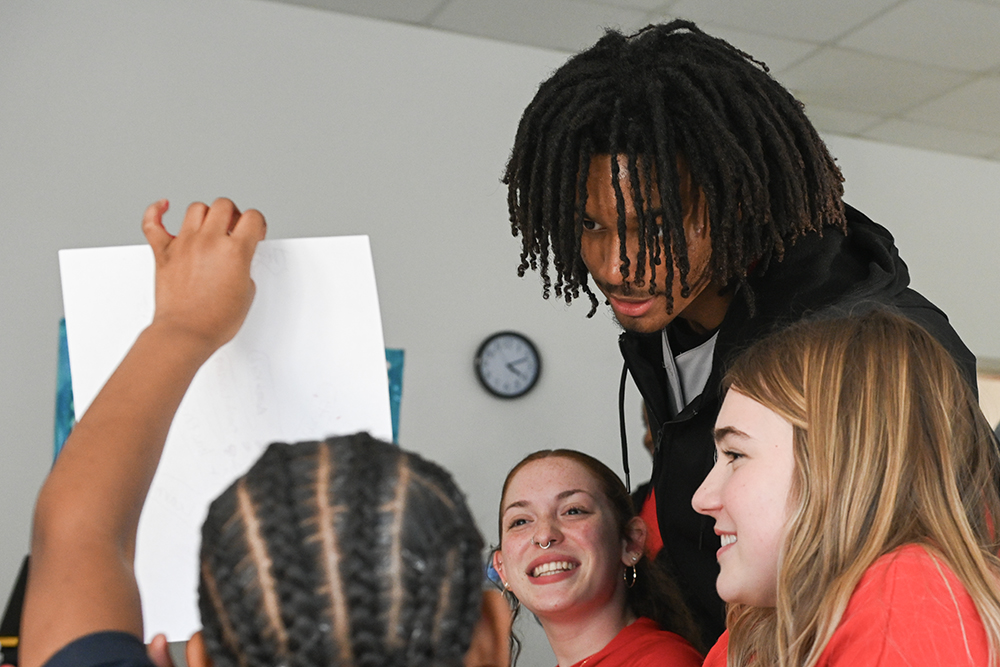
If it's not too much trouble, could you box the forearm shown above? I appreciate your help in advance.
[22,323,220,666]
[21,198,264,667]
[35,323,217,552]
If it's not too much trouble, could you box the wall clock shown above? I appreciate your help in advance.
[475,331,541,399]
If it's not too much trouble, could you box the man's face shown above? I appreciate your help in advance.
[578,154,727,335]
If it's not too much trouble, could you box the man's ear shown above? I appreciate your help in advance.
[185,630,213,667]
[621,517,648,565]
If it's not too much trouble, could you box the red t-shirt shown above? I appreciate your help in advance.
[639,488,663,559]
[567,617,702,667]
[703,544,990,666]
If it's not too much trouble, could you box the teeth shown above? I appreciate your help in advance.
[720,534,737,547]
[532,561,576,577]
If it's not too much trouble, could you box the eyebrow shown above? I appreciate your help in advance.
[502,489,589,516]
[713,426,750,443]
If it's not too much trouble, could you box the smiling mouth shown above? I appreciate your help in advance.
[720,534,736,547]
[531,561,577,578]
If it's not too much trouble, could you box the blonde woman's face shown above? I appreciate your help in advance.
[692,390,795,607]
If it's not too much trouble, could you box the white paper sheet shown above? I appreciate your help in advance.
[59,236,392,641]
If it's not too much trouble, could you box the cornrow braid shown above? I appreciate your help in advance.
[199,433,485,667]
[504,19,846,316]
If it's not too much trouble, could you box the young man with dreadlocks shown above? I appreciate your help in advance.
[504,20,977,646]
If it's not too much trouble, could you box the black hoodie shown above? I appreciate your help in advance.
[619,205,977,646]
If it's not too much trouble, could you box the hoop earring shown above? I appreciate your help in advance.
[624,565,638,589]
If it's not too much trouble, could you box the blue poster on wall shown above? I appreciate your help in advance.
[53,319,75,461]
[385,348,404,444]
[54,319,406,458]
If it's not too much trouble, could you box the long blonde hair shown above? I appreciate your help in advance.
[723,310,1000,667]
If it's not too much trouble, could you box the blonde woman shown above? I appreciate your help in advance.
[693,309,1000,666]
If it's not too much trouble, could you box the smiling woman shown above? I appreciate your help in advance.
[695,310,1000,667]
[493,450,703,667]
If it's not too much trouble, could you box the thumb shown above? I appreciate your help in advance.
[146,633,176,667]
[142,199,173,259]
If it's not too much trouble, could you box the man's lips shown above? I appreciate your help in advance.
[607,295,656,318]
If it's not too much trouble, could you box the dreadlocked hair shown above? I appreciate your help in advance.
[504,19,846,316]
[199,432,485,667]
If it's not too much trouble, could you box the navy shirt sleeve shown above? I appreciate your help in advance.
[42,631,155,667]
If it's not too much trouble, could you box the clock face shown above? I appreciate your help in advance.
[475,332,541,398]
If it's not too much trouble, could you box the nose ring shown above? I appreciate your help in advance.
[532,538,552,549]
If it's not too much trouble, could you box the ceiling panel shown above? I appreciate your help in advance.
[692,23,818,73]
[839,0,1000,72]
[906,76,1000,135]
[585,0,677,11]
[862,118,1000,157]
[804,104,883,135]
[271,0,443,23]
[779,47,971,116]
[667,0,899,42]
[432,0,648,52]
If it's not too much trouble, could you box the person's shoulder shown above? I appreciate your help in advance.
[701,630,728,667]
[855,543,959,593]
[823,544,989,666]
[616,617,703,667]
[41,631,154,667]
[848,543,976,621]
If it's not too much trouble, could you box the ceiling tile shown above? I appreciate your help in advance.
[803,104,882,135]
[667,0,898,42]
[272,0,444,23]
[778,47,970,116]
[861,119,1000,158]
[906,76,1000,135]
[583,0,674,11]
[432,0,648,52]
[838,0,1000,73]
[692,24,817,73]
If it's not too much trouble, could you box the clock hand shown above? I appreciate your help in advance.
[506,362,525,378]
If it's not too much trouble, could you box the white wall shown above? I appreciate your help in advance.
[2,1,998,662]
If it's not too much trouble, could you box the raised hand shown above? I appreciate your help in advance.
[142,198,266,355]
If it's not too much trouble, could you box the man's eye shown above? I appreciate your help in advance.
[582,218,598,231]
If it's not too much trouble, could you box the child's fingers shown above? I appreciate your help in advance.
[230,208,267,248]
[201,198,241,236]
[179,201,210,236]
[141,200,173,257]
